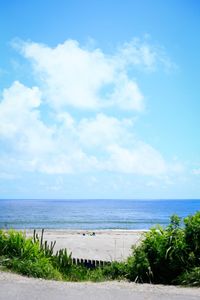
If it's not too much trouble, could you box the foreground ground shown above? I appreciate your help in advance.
[1,271,200,300]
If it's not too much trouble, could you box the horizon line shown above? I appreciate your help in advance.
[1,198,200,201]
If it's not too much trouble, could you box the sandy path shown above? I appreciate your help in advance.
[24,229,145,261]
[0,271,200,300]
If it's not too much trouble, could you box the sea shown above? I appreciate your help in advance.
[0,199,200,230]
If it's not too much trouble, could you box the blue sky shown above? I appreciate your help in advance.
[0,0,200,199]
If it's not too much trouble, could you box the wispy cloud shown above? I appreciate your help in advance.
[116,37,176,72]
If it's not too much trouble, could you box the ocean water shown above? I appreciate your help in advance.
[0,199,200,230]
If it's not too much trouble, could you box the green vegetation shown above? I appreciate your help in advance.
[1,211,200,286]
[124,212,200,285]
[0,228,116,281]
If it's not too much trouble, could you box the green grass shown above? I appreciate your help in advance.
[1,211,200,285]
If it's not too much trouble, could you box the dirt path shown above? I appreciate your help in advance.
[0,271,200,300]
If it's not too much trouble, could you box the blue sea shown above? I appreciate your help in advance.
[0,199,200,230]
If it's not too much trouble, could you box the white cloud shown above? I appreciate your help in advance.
[108,74,144,111]
[0,81,40,137]
[117,38,175,72]
[0,82,100,174]
[117,39,156,70]
[16,38,174,112]
[0,38,180,180]
[18,39,145,111]
[77,113,133,148]
[0,83,170,176]
[106,143,167,175]
[0,81,54,157]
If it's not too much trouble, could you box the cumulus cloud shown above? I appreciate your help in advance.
[77,113,133,148]
[0,81,54,156]
[0,82,176,177]
[0,38,179,179]
[106,144,167,175]
[18,39,144,111]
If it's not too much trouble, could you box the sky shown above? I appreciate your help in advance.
[0,0,200,199]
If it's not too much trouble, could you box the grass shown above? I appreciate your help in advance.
[1,211,200,285]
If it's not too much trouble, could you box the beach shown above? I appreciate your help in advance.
[24,229,146,261]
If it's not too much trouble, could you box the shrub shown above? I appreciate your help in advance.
[0,230,41,260]
[126,245,152,282]
[0,230,63,280]
[184,211,200,264]
[142,220,187,283]
[6,257,62,280]
[101,261,127,280]
[177,267,200,286]
[126,212,200,285]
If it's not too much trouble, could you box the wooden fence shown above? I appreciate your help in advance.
[72,257,111,269]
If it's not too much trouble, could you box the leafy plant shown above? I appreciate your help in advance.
[184,211,200,263]
[177,267,200,286]
[6,257,62,279]
[125,212,200,285]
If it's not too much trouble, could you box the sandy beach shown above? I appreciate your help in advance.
[24,229,146,261]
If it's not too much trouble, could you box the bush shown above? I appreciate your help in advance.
[0,230,68,280]
[126,245,152,282]
[0,230,41,259]
[6,257,62,280]
[184,211,200,263]
[145,223,187,283]
[126,211,200,285]
[177,267,200,286]
[101,261,127,280]
[126,216,187,284]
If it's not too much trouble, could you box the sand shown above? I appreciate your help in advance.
[24,229,146,261]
